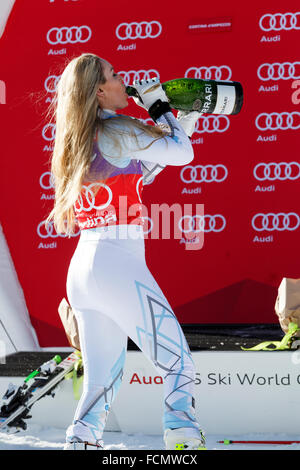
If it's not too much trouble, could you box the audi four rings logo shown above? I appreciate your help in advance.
[40,172,55,189]
[257,62,300,81]
[47,26,92,44]
[37,221,80,238]
[44,75,61,93]
[115,21,162,40]
[180,165,228,183]
[118,70,160,87]
[178,215,226,233]
[255,112,300,130]
[195,116,230,134]
[74,183,113,212]
[252,213,300,231]
[185,66,232,81]
[254,162,300,181]
[259,12,300,31]
[42,123,56,141]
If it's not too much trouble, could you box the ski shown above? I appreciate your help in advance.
[0,351,79,432]
[219,439,300,445]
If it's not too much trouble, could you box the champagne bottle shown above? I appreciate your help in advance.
[126,78,243,115]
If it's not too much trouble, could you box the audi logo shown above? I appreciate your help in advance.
[178,215,226,233]
[180,165,228,183]
[118,70,160,86]
[254,162,300,181]
[74,183,113,212]
[252,213,300,231]
[42,123,56,141]
[255,112,300,131]
[257,62,300,81]
[115,21,162,40]
[185,66,232,81]
[44,75,61,93]
[40,172,55,189]
[195,115,230,134]
[259,12,300,31]
[37,220,80,238]
[46,25,92,45]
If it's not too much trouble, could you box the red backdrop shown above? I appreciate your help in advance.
[0,0,300,346]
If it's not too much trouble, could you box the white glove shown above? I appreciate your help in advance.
[176,110,203,138]
[132,77,169,111]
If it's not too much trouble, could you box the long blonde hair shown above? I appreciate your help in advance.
[47,53,166,235]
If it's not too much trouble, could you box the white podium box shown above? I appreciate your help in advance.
[1,349,298,435]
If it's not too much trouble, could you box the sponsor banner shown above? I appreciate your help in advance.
[116,351,300,435]
[24,350,300,434]
[0,0,299,345]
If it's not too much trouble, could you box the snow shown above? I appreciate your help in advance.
[0,425,299,450]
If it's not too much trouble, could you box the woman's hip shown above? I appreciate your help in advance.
[66,229,147,309]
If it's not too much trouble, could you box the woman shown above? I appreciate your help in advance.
[48,53,205,450]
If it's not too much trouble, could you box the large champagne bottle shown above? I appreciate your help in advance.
[126,78,243,115]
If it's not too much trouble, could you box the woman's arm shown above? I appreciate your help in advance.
[127,78,195,166]
[97,111,194,167]
[123,111,194,166]
[133,111,202,184]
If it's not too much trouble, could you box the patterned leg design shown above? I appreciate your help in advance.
[65,346,126,450]
[133,280,203,436]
